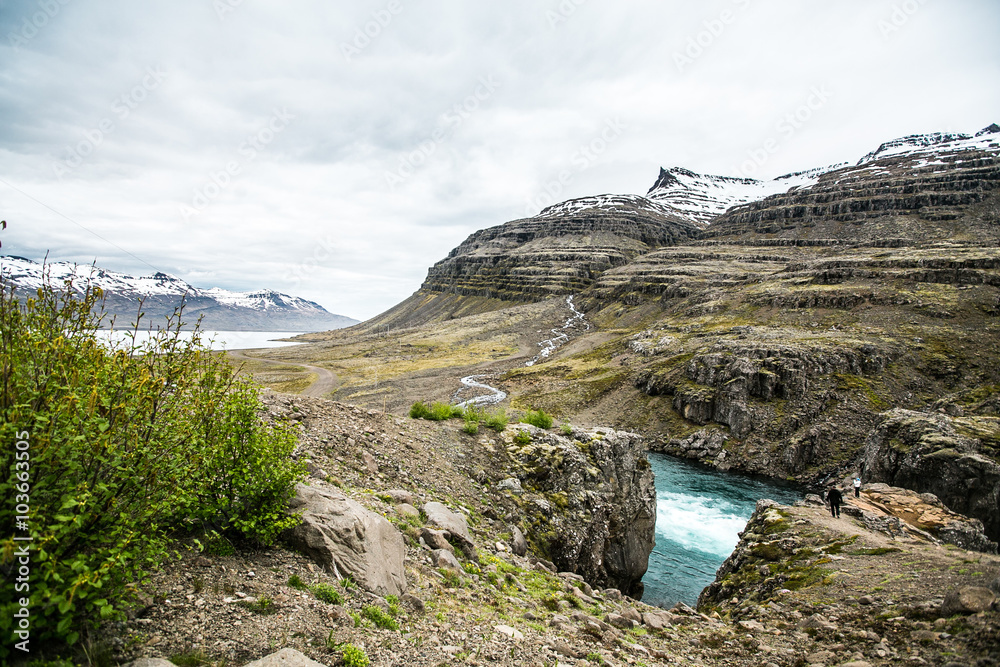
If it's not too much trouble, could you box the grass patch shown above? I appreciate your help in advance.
[362,604,400,631]
[287,574,308,590]
[520,409,554,429]
[310,582,344,605]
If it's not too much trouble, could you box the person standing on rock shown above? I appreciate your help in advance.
[853,476,862,498]
[827,486,843,518]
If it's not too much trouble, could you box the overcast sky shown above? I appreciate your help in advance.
[1,0,998,320]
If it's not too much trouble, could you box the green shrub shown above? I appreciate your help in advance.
[339,643,369,667]
[428,401,455,421]
[385,594,401,616]
[310,582,343,605]
[462,416,479,435]
[408,401,430,419]
[521,409,553,429]
[560,422,573,436]
[483,410,508,432]
[362,604,400,630]
[0,275,306,656]
[287,574,307,590]
[514,430,532,445]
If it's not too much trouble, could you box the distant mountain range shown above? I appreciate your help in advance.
[0,257,359,332]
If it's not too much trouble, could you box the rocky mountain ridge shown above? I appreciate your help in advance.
[0,256,358,331]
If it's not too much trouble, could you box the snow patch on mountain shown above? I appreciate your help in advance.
[857,126,1000,165]
[644,167,831,227]
[536,193,687,220]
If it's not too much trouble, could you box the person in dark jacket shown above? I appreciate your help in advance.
[827,487,843,518]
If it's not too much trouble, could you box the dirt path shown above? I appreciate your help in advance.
[226,350,337,397]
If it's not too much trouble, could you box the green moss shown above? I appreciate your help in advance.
[833,373,890,410]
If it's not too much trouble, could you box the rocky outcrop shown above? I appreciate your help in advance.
[284,483,408,596]
[860,409,1000,542]
[498,426,655,599]
[845,483,997,553]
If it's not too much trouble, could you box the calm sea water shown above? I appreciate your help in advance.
[642,452,802,608]
[94,330,306,351]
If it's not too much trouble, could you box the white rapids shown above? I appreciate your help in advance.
[452,295,590,407]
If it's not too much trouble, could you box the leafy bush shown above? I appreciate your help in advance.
[310,582,343,605]
[521,409,553,429]
[483,410,508,432]
[514,430,532,445]
[338,643,370,667]
[408,401,430,419]
[0,274,306,656]
[462,415,479,435]
[287,574,308,590]
[409,400,463,421]
[362,604,400,630]
[429,401,456,421]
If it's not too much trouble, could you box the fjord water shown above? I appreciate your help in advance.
[94,330,305,350]
[643,452,802,608]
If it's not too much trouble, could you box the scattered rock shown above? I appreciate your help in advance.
[420,528,454,553]
[384,489,415,505]
[243,648,329,667]
[511,526,528,556]
[498,477,523,494]
[493,624,524,640]
[430,549,462,571]
[422,502,473,547]
[940,586,996,616]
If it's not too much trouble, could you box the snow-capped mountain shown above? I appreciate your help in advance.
[644,167,836,227]
[0,257,359,332]
[646,124,1000,227]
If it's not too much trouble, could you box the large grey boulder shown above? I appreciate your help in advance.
[940,586,997,616]
[422,502,473,546]
[285,483,407,596]
[243,648,329,666]
[123,660,176,667]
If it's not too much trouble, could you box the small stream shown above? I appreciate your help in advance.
[642,452,802,608]
[453,295,588,407]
